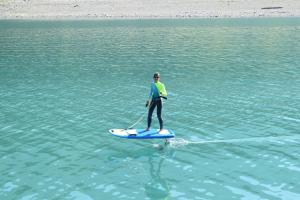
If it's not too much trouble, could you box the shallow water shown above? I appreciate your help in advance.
[1,18,300,200]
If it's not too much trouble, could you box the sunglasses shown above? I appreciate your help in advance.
[154,76,160,79]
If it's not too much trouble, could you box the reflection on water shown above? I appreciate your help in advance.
[145,153,170,199]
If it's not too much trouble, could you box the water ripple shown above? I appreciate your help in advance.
[1,19,300,200]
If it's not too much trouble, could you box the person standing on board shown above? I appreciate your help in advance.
[145,72,167,133]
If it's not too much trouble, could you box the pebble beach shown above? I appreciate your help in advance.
[1,0,300,19]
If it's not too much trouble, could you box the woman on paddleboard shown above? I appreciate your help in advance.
[145,72,167,133]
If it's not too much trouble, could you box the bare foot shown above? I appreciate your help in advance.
[159,129,165,134]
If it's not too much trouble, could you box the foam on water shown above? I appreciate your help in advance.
[168,135,300,148]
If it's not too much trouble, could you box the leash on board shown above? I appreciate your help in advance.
[126,99,152,129]
[126,96,167,130]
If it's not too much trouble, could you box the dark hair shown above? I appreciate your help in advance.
[153,72,160,78]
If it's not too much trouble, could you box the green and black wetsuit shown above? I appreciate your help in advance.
[147,81,167,130]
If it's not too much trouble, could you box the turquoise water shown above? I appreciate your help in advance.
[1,18,300,200]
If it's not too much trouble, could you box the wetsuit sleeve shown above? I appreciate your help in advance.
[149,83,153,99]
[160,84,167,97]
